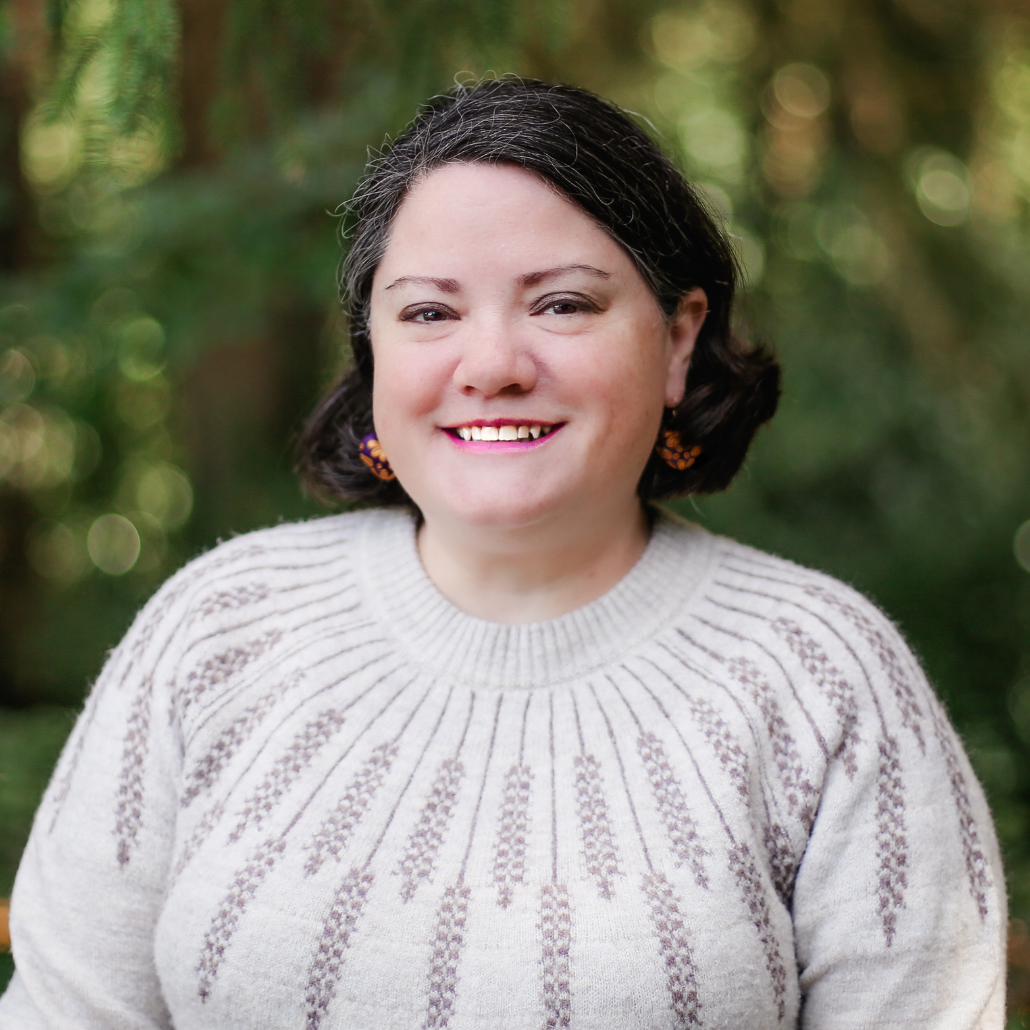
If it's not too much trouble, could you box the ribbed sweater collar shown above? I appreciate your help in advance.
[355,508,715,690]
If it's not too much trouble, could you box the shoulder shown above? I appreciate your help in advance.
[669,521,937,746]
[180,509,372,577]
[655,508,899,643]
[115,510,391,664]
[157,509,381,603]
[706,534,913,661]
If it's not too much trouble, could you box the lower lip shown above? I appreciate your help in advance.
[443,425,564,452]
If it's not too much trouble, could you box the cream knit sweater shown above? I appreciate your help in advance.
[0,509,1006,1029]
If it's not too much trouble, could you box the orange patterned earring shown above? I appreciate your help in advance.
[656,429,702,471]
[359,433,396,481]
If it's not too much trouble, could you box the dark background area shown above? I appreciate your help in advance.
[1,0,1029,1016]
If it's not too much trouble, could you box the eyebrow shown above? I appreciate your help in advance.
[382,264,612,293]
[516,264,612,287]
[384,275,461,292]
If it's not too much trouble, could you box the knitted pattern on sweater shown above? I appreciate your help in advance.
[0,509,1006,1029]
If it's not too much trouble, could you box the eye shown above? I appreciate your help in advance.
[403,306,454,323]
[534,294,596,317]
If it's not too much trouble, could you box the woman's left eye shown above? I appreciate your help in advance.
[538,298,587,316]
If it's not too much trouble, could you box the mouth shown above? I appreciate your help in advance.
[443,421,562,443]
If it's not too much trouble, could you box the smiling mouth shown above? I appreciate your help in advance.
[445,422,559,442]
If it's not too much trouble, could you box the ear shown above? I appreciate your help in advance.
[663,288,708,409]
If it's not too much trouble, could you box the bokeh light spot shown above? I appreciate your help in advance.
[773,64,831,119]
[909,149,971,226]
[136,463,193,530]
[680,109,747,171]
[1010,130,1030,184]
[87,514,140,575]
[993,59,1030,126]
[0,350,36,403]
[650,4,754,72]
[778,202,821,261]
[731,229,765,286]
[93,287,140,327]
[831,224,891,285]
[117,316,166,381]
[114,377,171,429]
[130,510,167,573]
[27,521,89,584]
[0,404,42,484]
[115,459,193,530]
[27,336,72,386]
[0,404,79,488]
[1010,678,1030,746]
[1015,519,1030,572]
[72,420,102,480]
[21,118,82,190]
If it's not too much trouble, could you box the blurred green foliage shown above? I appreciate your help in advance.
[1,0,1029,1016]
[0,706,73,898]
[0,707,71,987]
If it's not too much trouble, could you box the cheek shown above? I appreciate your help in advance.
[371,345,450,429]
[557,325,668,424]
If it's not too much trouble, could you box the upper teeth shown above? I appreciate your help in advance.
[457,424,552,441]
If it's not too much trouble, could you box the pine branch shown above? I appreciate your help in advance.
[41,0,180,134]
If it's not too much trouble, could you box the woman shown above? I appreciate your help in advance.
[0,78,1005,1029]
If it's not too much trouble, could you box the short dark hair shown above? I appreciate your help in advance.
[296,76,779,504]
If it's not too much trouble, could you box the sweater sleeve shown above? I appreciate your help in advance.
[0,572,192,1030]
[791,605,1007,1030]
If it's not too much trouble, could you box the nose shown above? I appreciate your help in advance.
[452,319,538,398]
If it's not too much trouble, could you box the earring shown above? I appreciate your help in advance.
[359,432,396,481]
[656,429,702,471]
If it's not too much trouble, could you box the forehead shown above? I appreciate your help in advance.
[374,162,632,280]
[401,161,570,217]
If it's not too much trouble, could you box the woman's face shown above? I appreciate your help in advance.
[368,162,706,534]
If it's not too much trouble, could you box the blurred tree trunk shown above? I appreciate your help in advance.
[178,0,227,168]
[0,0,48,706]
[0,0,46,269]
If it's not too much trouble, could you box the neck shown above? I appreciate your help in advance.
[416,497,651,625]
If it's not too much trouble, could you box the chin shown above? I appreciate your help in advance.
[423,480,569,532]
[457,498,558,531]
